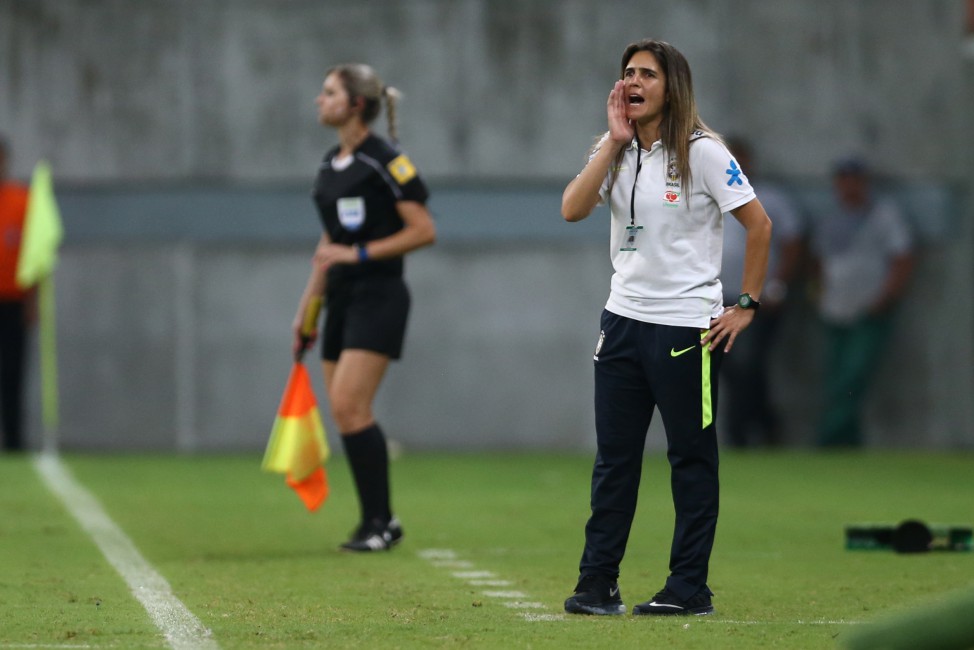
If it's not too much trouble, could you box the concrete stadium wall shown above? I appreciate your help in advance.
[4,0,974,450]
[20,180,973,453]
[44,237,611,453]
[2,0,971,183]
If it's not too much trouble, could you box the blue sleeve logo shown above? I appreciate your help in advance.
[725,160,743,186]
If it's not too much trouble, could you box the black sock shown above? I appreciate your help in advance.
[341,423,392,525]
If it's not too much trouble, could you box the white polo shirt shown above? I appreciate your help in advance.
[596,133,756,328]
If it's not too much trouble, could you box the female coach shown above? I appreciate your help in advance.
[293,63,436,552]
[561,40,771,616]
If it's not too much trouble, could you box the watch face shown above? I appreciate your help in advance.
[738,294,752,309]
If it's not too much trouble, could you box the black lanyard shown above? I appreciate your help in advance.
[628,135,643,227]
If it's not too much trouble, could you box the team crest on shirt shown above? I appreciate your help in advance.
[666,158,680,183]
[665,157,681,204]
[663,190,681,207]
[387,154,417,185]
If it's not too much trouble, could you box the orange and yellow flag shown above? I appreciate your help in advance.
[262,362,330,511]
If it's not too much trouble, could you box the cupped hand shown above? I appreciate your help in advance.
[607,80,634,145]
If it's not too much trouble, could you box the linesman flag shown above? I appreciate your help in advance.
[16,160,64,436]
[262,296,328,511]
[262,362,330,512]
[262,362,330,511]
[16,161,63,288]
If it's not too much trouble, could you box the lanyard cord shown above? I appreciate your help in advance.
[628,135,643,227]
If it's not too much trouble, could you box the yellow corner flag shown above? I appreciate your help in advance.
[16,161,64,440]
[262,362,330,511]
[16,161,64,289]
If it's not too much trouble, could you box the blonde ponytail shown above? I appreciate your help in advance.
[383,85,402,143]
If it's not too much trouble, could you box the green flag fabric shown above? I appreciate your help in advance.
[16,161,64,289]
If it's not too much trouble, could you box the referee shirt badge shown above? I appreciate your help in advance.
[387,154,417,185]
[337,196,366,230]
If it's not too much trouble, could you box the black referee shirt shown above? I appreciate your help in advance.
[313,134,429,282]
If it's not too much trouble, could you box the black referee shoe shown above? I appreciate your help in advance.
[340,516,404,552]
[632,587,714,616]
[564,574,626,615]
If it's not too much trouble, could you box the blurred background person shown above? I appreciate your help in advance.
[809,157,914,448]
[719,137,806,448]
[0,135,35,453]
[293,64,436,552]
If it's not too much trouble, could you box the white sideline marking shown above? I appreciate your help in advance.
[521,613,566,622]
[452,571,495,579]
[420,548,555,623]
[33,454,219,650]
[416,549,860,626]
[704,619,860,626]
[502,601,546,609]
[0,643,99,650]
[433,560,474,569]
[482,590,527,599]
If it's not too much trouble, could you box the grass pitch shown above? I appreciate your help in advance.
[1,450,972,648]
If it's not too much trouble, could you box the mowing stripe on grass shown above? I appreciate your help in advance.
[33,454,219,650]
[419,548,566,621]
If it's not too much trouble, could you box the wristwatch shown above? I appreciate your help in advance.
[737,293,760,311]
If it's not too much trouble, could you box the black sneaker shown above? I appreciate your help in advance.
[564,574,626,615]
[340,517,404,552]
[385,517,404,546]
[632,587,714,616]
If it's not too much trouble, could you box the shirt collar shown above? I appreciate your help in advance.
[629,137,662,152]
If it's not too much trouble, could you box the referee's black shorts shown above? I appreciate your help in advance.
[321,276,411,361]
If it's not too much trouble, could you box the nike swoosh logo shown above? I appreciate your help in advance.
[670,346,695,357]
[609,586,620,597]
[649,601,683,609]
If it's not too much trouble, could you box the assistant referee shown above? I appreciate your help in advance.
[293,63,435,552]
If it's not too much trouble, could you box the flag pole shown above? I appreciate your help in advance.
[38,273,59,453]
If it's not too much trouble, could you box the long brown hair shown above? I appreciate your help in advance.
[602,40,722,196]
[328,63,403,142]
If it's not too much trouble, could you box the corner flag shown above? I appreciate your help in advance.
[16,161,63,289]
[16,161,64,439]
